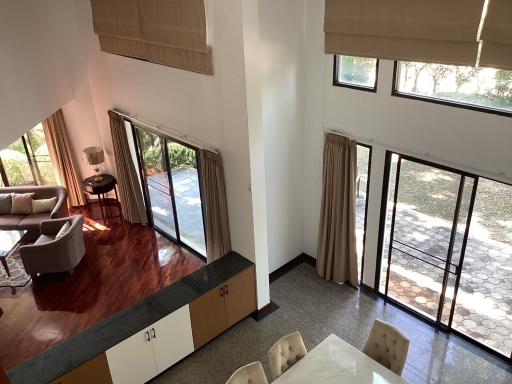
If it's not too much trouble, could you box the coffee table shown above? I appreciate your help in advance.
[0,230,26,277]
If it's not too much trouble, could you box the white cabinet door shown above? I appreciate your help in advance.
[106,328,157,384]
[151,305,195,373]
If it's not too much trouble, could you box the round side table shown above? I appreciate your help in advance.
[83,174,123,223]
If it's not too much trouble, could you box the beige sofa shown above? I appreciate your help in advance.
[20,215,85,276]
[0,186,68,238]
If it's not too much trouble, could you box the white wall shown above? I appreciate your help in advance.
[302,0,512,287]
[259,0,305,272]
[0,0,73,148]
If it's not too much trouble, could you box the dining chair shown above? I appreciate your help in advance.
[225,361,268,384]
[268,331,307,379]
[363,319,410,375]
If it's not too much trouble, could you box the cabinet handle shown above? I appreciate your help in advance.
[220,286,224,297]
[151,327,156,339]
[224,284,229,295]
[144,330,150,342]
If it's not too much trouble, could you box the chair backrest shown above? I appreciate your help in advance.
[363,319,410,375]
[225,361,268,384]
[268,331,307,379]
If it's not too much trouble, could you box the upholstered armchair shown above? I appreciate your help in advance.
[268,331,307,380]
[20,215,85,276]
[363,319,410,375]
[226,361,268,384]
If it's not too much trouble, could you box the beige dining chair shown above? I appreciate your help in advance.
[225,361,268,384]
[268,331,307,380]
[363,319,410,375]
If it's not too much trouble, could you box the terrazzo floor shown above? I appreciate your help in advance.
[152,262,512,384]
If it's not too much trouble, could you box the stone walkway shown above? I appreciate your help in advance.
[382,204,512,356]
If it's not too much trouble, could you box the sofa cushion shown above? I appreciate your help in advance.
[11,193,35,215]
[0,215,24,230]
[0,194,11,214]
[18,213,51,230]
[35,234,56,245]
[55,222,71,239]
[32,197,58,214]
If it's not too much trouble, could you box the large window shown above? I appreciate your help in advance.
[333,55,379,91]
[0,123,56,187]
[394,61,512,116]
[356,144,371,283]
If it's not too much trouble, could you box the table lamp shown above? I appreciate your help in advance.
[83,146,105,182]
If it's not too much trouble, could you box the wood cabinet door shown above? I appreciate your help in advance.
[225,266,257,328]
[151,305,195,374]
[106,328,157,384]
[50,354,112,384]
[189,284,227,349]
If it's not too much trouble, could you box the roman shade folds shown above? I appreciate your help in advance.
[324,0,485,66]
[479,0,512,70]
[90,0,213,75]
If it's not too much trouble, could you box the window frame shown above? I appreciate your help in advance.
[391,61,512,118]
[332,55,380,93]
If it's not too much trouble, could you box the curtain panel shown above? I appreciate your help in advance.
[90,0,213,75]
[324,0,484,66]
[479,0,512,70]
[43,109,86,208]
[316,133,358,286]
[108,111,148,225]
[199,149,231,263]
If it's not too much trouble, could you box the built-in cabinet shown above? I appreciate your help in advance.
[48,265,256,384]
[49,354,112,384]
[190,266,256,349]
[106,305,194,384]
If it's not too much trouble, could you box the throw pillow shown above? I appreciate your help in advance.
[0,193,12,215]
[55,221,71,239]
[32,197,58,214]
[11,193,35,215]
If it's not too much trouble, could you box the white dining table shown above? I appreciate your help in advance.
[272,334,406,384]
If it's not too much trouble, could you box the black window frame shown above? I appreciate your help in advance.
[391,61,512,118]
[333,55,380,93]
[356,142,372,285]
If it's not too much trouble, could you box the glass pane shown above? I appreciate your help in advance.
[168,141,206,256]
[356,145,370,282]
[379,153,399,293]
[452,178,512,356]
[396,61,512,112]
[26,123,56,185]
[137,129,177,238]
[386,159,461,320]
[337,55,378,88]
[0,138,34,186]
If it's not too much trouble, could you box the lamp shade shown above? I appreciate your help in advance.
[83,146,105,165]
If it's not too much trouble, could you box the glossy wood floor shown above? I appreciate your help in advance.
[0,203,205,370]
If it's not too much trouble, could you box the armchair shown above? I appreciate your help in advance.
[20,215,85,276]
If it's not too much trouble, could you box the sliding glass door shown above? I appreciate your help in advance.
[378,152,512,360]
[133,125,206,257]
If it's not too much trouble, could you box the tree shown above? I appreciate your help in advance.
[485,69,512,109]
[340,56,376,85]
[412,63,429,93]
[454,67,472,92]
[428,64,452,94]
[401,61,416,87]
[470,67,484,93]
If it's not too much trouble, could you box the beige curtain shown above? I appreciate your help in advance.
[479,0,512,70]
[324,0,484,66]
[43,109,86,208]
[90,0,213,74]
[316,133,358,286]
[108,111,148,224]
[200,149,231,263]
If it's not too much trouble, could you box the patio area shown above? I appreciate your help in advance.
[147,167,206,255]
[380,203,512,356]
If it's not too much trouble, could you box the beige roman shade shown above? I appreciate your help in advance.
[479,0,512,70]
[90,0,213,75]
[324,0,485,66]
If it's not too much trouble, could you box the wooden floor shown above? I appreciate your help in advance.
[0,203,205,370]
